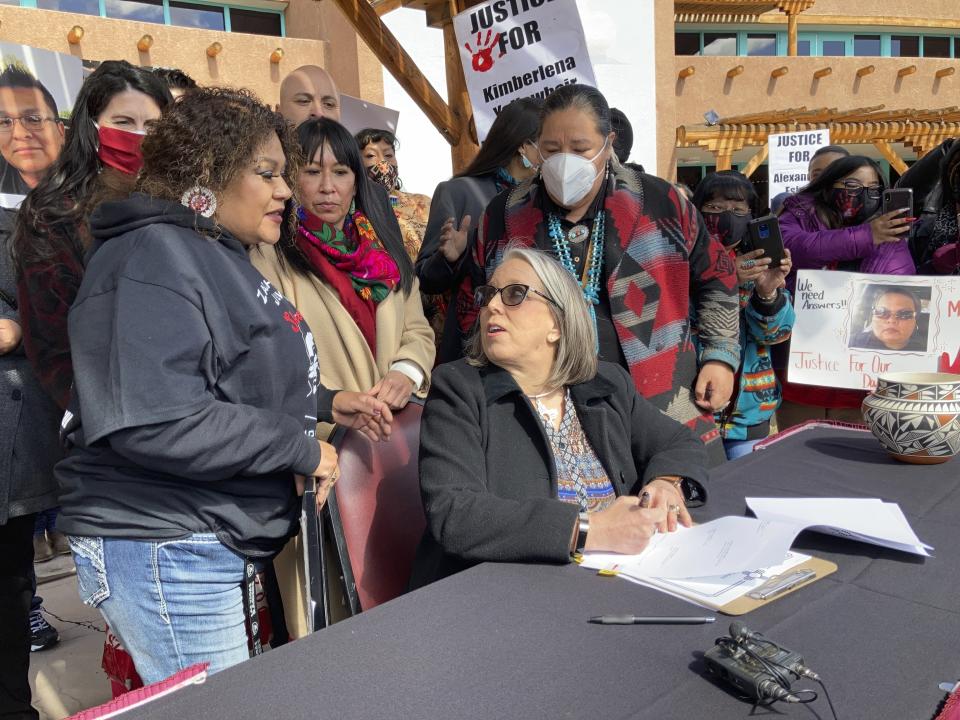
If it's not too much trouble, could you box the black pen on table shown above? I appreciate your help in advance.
[589,615,716,625]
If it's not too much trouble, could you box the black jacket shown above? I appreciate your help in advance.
[56,194,335,558]
[0,209,61,523]
[410,359,708,588]
[415,174,501,363]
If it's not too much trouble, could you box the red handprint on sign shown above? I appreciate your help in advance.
[464,30,504,73]
[939,347,960,374]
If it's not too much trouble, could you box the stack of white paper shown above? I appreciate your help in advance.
[578,499,932,609]
[579,518,811,611]
[745,497,933,556]
[579,516,799,579]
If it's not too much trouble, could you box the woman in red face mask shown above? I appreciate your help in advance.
[777,154,915,429]
[12,60,171,412]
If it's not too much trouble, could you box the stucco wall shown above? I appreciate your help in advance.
[798,0,960,21]
[289,0,385,103]
[672,55,960,128]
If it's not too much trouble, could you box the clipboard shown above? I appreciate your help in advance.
[716,555,837,615]
[582,553,837,616]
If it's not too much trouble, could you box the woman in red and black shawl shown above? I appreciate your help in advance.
[469,85,740,466]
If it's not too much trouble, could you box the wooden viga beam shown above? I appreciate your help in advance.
[717,106,808,125]
[330,0,460,145]
[872,140,908,175]
[677,120,960,147]
[370,0,403,15]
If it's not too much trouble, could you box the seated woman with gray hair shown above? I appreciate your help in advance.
[410,247,707,587]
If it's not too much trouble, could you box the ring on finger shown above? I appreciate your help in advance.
[668,504,681,515]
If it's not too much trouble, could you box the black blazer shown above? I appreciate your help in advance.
[410,359,708,588]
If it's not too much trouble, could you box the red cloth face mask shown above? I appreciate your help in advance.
[97,125,145,176]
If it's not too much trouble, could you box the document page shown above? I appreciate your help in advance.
[745,497,933,556]
[579,516,800,579]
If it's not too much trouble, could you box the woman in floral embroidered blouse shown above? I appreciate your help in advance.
[355,127,431,264]
[411,247,707,587]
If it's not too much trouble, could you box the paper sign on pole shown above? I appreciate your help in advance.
[453,0,597,142]
[788,270,960,390]
[768,129,831,198]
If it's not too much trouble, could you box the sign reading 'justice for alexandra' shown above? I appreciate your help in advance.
[768,129,831,197]
[453,0,596,141]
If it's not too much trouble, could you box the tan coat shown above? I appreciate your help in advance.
[254,244,434,638]
[252,244,435,439]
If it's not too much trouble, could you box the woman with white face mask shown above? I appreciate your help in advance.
[470,84,741,466]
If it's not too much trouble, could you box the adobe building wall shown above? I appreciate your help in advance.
[0,0,384,107]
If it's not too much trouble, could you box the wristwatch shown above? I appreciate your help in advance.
[574,512,590,554]
[654,475,707,507]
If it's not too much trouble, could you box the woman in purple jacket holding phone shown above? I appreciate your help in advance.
[777,155,915,429]
[779,155,915,280]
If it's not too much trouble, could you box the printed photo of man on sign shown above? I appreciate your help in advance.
[0,44,83,207]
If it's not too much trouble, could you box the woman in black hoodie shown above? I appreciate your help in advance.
[57,88,392,683]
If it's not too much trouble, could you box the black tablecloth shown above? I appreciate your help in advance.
[129,425,959,719]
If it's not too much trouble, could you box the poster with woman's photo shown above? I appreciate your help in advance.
[0,44,83,208]
[789,270,960,390]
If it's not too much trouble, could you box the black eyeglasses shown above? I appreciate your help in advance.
[835,180,882,199]
[873,308,916,321]
[474,283,563,311]
[701,202,751,217]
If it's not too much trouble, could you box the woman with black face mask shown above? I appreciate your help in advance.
[693,172,793,460]
[777,155,915,430]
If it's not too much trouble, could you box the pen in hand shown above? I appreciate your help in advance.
[589,616,716,625]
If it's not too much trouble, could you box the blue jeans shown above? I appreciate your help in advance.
[69,533,250,684]
[723,437,762,460]
[33,507,59,535]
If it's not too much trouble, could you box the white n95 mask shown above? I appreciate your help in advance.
[538,139,608,208]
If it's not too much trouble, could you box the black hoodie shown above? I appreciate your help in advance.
[56,194,333,558]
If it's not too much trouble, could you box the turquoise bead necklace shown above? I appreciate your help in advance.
[546,210,605,349]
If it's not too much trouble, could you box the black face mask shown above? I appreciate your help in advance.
[830,188,880,225]
[703,210,752,248]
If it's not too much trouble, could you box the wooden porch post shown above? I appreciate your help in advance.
[715,151,733,172]
[327,0,460,145]
[787,12,798,56]
[442,19,480,172]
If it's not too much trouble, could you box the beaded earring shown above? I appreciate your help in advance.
[181,185,217,218]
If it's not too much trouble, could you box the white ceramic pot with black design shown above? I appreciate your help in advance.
[862,372,960,464]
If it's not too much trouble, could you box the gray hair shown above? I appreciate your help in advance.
[465,246,598,388]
